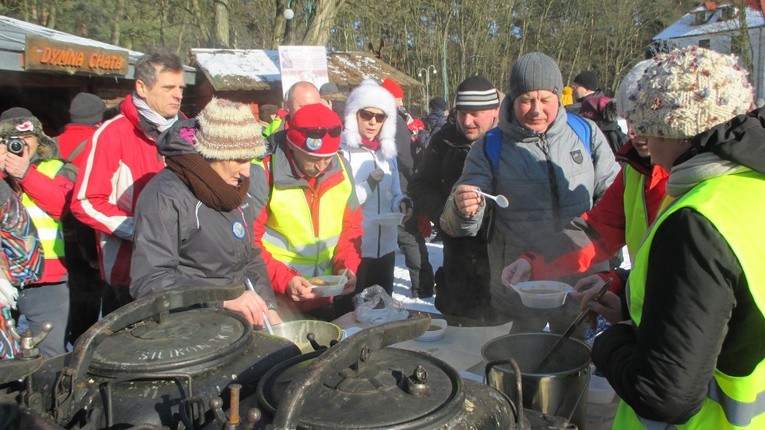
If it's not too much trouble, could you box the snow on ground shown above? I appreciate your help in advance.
[391,240,442,314]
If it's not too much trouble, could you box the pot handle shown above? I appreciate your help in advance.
[485,359,524,429]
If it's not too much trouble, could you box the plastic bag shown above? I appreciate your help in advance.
[353,285,409,325]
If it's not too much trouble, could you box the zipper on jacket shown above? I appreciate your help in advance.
[537,135,562,230]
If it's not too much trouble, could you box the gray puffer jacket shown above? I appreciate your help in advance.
[443,98,618,307]
[130,119,274,306]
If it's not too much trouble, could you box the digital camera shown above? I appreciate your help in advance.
[3,136,25,156]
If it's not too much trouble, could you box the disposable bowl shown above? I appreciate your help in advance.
[309,275,347,297]
[511,281,573,309]
[372,212,405,226]
[416,318,447,342]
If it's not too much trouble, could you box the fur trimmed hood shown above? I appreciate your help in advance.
[342,77,398,159]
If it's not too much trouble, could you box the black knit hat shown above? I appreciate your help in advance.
[454,76,499,111]
[70,92,106,125]
[429,97,448,112]
[573,71,600,91]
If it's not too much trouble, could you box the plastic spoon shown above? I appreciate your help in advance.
[478,190,509,208]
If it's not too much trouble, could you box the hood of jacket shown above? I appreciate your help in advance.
[155,118,199,158]
[341,78,398,160]
[690,107,765,175]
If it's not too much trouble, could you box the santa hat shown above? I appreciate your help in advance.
[342,78,398,159]
[381,78,404,99]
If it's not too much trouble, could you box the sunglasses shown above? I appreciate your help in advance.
[358,110,387,122]
[293,125,343,139]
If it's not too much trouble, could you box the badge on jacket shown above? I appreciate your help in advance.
[232,222,245,239]
[570,150,584,164]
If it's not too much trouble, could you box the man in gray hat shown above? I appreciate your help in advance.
[441,52,619,331]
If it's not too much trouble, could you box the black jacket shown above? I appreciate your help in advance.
[408,122,472,225]
[592,109,765,423]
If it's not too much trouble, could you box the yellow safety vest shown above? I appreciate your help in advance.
[619,171,765,429]
[622,165,649,261]
[257,154,353,277]
[20,159,66,262]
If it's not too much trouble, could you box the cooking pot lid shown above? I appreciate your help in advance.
[258,347,465,429]
[89,308,249,377]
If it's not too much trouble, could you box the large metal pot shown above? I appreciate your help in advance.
[269,320,342,353]
[257,316,518,429]
[482,333,591,429]
[5,284,301,429]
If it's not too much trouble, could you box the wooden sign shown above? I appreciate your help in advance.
[24,35,129,76]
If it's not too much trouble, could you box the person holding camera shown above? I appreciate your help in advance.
[0,107,74,358]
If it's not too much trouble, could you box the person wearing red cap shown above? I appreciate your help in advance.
[251,103,362,320]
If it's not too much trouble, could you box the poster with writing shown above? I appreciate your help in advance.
[278,45,329,98]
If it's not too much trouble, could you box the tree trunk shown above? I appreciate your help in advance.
[190,0,212,46]
[214,0,230,48]
[302,0,345,46]
[111,0,124,45]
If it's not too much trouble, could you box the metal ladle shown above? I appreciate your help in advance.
[246,278,275,335]
[478,190,509,208]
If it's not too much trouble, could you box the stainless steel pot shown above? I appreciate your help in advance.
[482,333,591,429]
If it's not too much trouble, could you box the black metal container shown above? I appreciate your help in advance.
[14,285,300,429]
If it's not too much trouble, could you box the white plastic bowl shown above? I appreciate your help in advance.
[416,318,447,342]
[309,275,347,297]
[372,212,405,226]
[588,374,616,404]
[511,281,573,309]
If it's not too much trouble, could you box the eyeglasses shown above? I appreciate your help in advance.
[293,126,343,139]
[358,110,387,122]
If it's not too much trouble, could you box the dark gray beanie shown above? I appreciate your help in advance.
[508,52,564,100]
[69,92,106,125]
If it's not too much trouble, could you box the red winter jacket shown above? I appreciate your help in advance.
[70,94,170,286]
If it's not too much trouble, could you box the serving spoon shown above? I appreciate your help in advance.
[478,190,509,208]
[246,278,275,335]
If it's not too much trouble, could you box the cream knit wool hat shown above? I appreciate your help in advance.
[195,98,266,160]
[627,46,753,139]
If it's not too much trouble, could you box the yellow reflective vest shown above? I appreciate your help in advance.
[619,171,765,429]
[257,153,353,278]
[20,159,66,264]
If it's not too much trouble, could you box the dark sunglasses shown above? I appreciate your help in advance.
[293,125,343,139]
[358,109,387,122]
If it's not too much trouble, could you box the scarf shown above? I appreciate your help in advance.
[165,153,249,212]
[361,137,381,151]
[666,152,750,198]
[133,93,179,133]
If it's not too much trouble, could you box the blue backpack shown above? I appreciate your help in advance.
[483,113,592,176]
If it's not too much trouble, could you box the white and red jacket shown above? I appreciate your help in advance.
[70,94,169,286]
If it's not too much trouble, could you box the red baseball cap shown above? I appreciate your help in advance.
[286,103,343,157]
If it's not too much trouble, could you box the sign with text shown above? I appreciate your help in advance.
[278,45,329,98]
[24,35,129,76]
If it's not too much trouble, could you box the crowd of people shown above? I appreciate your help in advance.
[0,43,763,428]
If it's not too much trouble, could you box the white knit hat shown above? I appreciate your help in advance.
[342,77,398,159]
[195,98,266,160]
[616,59,653,120]
[627,47,753,139]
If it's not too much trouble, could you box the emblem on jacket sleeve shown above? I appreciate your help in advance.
[570,150,584,164]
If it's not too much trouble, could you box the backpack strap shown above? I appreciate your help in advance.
[566,113,592,155]
[483,127,503,193]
